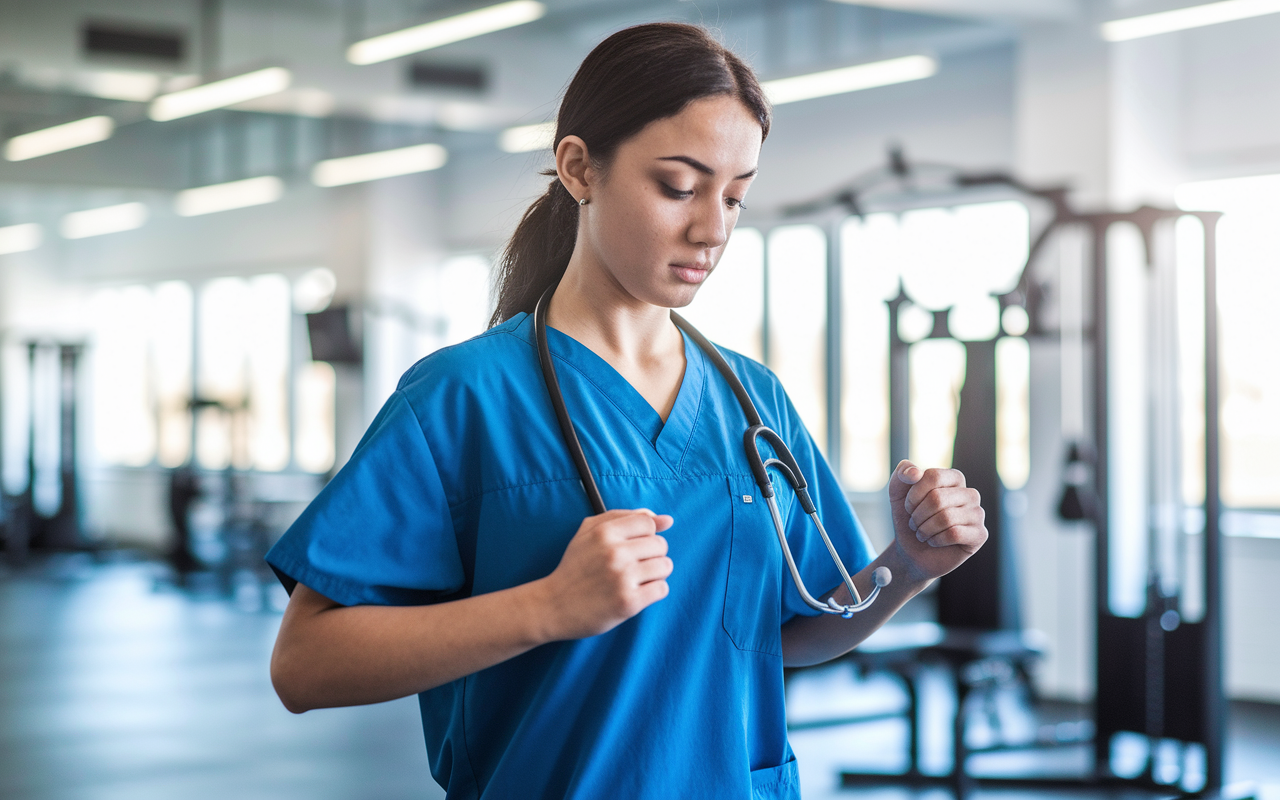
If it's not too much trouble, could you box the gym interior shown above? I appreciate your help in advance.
[1,1,1278,799]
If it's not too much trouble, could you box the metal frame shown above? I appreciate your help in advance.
[768,151,1235,797]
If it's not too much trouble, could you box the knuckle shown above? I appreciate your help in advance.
[607,550,630,573]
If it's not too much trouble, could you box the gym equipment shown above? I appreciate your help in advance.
[2,342,85,562]
[780,150,1237,798]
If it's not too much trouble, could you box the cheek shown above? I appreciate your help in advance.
[592,192,684,259]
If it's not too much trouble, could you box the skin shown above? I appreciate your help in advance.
[270,95,987,714]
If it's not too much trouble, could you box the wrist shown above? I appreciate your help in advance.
[884,539,934,591]
[514,576,564,646]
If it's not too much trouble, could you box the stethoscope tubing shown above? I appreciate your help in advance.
[532,284,888,616]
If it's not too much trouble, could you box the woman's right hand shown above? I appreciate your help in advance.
[536,509,674,641]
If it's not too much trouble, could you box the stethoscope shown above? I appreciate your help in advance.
[533,285,890,618]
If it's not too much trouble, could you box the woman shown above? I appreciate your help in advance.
[268,22,986,800]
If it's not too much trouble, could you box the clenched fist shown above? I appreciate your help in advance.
[888,460,987,583]
[540,509,675,640]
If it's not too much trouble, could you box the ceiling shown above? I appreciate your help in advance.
[0,0,1044,200]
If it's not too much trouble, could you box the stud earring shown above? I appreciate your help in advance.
[578,197,589,206]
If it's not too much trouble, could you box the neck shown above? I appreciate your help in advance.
[546,257,681,368]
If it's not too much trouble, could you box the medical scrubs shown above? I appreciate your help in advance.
[266,312,875,800]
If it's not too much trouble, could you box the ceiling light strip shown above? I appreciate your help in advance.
[762,55,938,105]
[4,116,115,162]
[176,176,285,217]
[348,0,546,65]
[500,122,555,153]
[61,203,148,239]
[0,223,43,255]
[1102,0,1280,41]
[149,67,292,122]
[312,144,448,187]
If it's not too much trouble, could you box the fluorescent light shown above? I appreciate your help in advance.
[312,144,448,187]
[149,67,292,121]
[4,116,114,161]
[762,55,938,105]
[79,70,161,102]
[0,223,42,255]
[1102,0,1280,40]
[61,202,148,239]
[500,122,555,153]
[347,0,545,65]
[175,176,285,217]
[232,87,336,118]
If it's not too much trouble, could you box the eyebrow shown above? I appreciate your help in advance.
[657,155,757,181]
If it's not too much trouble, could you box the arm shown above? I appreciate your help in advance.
[780,460,987,667]
[271,509,673,713]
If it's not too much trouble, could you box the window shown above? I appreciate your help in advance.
[195,276,291,471]
[90,286,157,467]
[840,215,895,490]
[768,225,828,451]
[87,271,326,474]
[153,282,193,468]
[294,361,336,474]
[839,202,1030,490]
[437,255,493,347]
[681,227,765,362]
[1175,174,1280,511]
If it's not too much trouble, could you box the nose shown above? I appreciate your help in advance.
[687,195,729,250]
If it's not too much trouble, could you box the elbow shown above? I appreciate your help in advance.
[270,648,314,714]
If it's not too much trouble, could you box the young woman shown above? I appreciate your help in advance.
[268,22,986,800]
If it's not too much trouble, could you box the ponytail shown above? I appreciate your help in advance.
[489,176,578,326]
[488,23,770,327]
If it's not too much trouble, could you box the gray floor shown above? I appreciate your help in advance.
[2,555,1277,800]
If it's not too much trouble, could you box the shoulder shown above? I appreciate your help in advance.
[705,342,800,437]
[396,313,535,399]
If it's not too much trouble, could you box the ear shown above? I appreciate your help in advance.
[555,135,592,202]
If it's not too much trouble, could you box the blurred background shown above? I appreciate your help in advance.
[0,1,1277,799]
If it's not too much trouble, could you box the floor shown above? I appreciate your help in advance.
[1,554,1277,800]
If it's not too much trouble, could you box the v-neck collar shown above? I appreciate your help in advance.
[511,312,707,474]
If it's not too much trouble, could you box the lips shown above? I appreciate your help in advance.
[671,263,710,284]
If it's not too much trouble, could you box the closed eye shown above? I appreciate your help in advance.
[660,183,694,200]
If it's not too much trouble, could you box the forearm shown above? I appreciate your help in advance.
[779,541,932,667]
[271,580,558,713]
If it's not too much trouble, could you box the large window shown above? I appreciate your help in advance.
[195,276,292,471]
[680,227,764,362]
[88,272,335,474]
[1176,174,1280,513]
[839,202,1030,491]
[768,225,828,450]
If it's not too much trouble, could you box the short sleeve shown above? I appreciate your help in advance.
[774,394,877,623]
[266,390,465,607]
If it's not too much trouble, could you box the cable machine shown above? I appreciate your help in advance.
[779,151,1235,796]
[2,341,86,562]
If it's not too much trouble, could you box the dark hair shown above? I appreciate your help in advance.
[489,23,771,326]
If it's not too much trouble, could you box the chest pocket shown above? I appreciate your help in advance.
[722,476,785,656]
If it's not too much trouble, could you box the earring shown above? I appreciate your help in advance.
[578,197,589,206]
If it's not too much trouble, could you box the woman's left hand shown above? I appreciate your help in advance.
[887,460,988,583]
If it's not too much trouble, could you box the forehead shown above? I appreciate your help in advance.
[617,95,762,172]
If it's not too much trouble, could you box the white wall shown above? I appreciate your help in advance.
[1225,536,1280,702]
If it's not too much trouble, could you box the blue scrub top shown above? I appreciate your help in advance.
[267,312,874,800]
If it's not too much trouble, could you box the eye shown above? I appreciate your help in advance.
[727,197,747,211]
[660,182,694,200]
